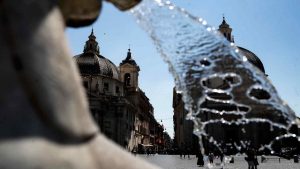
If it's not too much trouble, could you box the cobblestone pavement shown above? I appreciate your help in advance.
[139,154,300,169]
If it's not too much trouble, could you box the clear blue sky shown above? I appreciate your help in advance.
[66,0,300,137]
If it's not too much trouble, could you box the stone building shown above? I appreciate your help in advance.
[73,30,163,152]
[173,17,269,154]
[119,47,156,152]
[163,131,173,152]
[202,17,268,152]
[154,121,165,152]
[173,88,199,153]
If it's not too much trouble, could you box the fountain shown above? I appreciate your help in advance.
[130,0,300,158]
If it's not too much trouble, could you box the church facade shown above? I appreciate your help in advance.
[73,30,165,152]
[173,17,269,154]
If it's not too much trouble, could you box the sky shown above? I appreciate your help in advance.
[66,0,300,137]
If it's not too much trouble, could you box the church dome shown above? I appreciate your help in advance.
[237,46,265,73]
[73,30,120,80]
[217,16,266,74]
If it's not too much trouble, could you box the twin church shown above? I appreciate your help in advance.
[73,17,294,154]
[73,30,165,152]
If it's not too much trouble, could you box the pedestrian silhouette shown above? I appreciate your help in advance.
[208,152,214,164]
[245,148,258,169]
[220,152,224,163]
[196,151,204,167]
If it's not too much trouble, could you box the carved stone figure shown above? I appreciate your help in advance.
[0,0,160,168]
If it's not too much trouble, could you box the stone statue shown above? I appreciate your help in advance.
[0,0,160,168]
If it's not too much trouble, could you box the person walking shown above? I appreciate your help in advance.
[196,151,204,167]
[131,146,137,156]
[208,152,214,164]
[186,147,190,159]
[179,149,182,158]
[183,149,187,159]
[253,149,259,169]
[245,148,258,169]
[220,152,224,163]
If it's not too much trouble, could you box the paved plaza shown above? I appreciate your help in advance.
[139,154,300,169]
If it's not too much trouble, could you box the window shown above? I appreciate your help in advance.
[116,86,120,93]
[124,73,131,86]
[104,83,109,91]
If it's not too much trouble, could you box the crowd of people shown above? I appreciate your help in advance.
[194,148,259,168]
[196,152,227,168]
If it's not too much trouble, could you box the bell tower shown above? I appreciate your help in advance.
[119,48,140,89]
[218,16,234,43]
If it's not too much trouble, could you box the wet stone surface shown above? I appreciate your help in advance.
[140,154,300,169]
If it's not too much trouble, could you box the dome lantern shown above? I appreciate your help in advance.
[83,28,100,54]
[218,16,233,42]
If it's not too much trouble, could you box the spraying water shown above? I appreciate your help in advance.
[130,0,299,164]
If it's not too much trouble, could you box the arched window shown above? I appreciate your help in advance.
[104,82,109,91]
[124,73,131,86]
